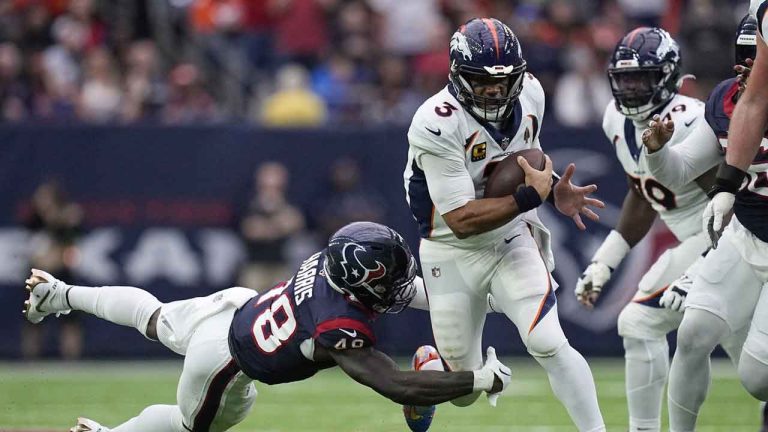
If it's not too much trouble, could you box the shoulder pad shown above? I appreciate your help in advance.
[705,78,739,138]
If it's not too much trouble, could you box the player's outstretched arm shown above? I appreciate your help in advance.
[575,179,656,307]
[643,114,722,189]
[326,345,509,406]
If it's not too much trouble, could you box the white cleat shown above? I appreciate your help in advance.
[70,417,109,432]
[23,268,72,324]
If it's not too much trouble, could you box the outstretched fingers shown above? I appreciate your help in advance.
[572,213,586,230]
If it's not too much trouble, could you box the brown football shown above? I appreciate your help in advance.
[483,148,547,198]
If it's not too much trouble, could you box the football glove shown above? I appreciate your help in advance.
[574,230,630,307]
[659,274,692,312]
[703,192,735,249]
[473,346,511,407]
[575,262,612,307]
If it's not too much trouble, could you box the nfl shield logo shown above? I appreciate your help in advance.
[500,137,511,150]
[431,267,441,278]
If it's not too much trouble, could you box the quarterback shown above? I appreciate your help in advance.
[574,26,752,432]
[641,8,768,430]
[24,222,511,432]
[403,18,606,432]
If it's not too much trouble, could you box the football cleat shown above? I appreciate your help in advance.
[70,417,109,432]
[403,345,444,432]
[23,268,72,324]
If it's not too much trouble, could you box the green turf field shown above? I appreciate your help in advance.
[0,358,759,431]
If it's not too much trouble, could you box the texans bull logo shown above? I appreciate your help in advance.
[338,242,388,296]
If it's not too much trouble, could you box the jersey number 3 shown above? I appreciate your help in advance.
[253,286,297,354]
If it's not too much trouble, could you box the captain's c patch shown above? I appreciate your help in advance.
[471,142,487,162]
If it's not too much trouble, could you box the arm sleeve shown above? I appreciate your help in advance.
[418,152,475,215]
[644,119,722,189]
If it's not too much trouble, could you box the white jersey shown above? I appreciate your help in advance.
[602,94,709,240]
[404,74,552,259]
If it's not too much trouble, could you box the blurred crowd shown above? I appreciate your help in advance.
[0,0,752,127]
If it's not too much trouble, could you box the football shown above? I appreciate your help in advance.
[483,148,547,198]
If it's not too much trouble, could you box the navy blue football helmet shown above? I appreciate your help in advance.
[323,222,417,314]
[449,18,527,122]
[607,27,682,120]
[735,14,758,68]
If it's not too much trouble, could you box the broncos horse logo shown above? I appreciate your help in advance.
[338,242,388,296]
[450,31,473,61]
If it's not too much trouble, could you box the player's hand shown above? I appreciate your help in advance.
[553,163,605,230]
[702,192,735,248]
[659,275,691,312]
[642,114,674,153]
[519,154,553,201]
[574,262,611,308]
[735,58,753,93]
[481,347,511,407]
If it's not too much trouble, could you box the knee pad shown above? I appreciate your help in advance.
[623,337,668,384]
[675,310,728,356]
[617,302,679,340]
[740,351,768,401]
[623,337,668,363]
[525,313,567,357]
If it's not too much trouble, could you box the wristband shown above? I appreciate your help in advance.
[546,173,560,205]
[514,185,544,213]
[707,163,747,198]
[592,230,631,270]
[472,368,494,392]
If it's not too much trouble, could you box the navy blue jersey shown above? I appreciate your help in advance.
[705,78,768,242]
[228,251,376,385]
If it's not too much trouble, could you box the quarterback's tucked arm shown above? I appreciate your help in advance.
[326,345,510,406]
[420,152,552,239]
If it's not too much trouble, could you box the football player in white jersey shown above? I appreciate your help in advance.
[573,27,750,432]
[403,18,606,432]
[639,8,768,430]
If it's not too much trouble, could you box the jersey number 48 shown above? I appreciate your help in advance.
[253,286,297,354]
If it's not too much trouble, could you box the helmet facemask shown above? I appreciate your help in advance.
[451,61,526,122]
[608,62,677,121]
[322,235,418,315]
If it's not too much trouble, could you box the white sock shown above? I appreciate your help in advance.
[535,344,606,432]
[623,337,668,432]
[112,404,186,432]
[68,285,162,339]
[668,309,729,432]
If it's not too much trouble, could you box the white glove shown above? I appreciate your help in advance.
[575,262,611,307]
[659,274,692,312]
[472,346,511,407]
[702,192,735,248]
[575,230,630,307]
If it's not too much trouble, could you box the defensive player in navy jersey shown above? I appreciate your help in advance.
[23,221,511,432]
[640,15,768,431]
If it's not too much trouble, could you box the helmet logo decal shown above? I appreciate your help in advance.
[654,28,679,62]
[450,32,472,61]
[338,242,387,295]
